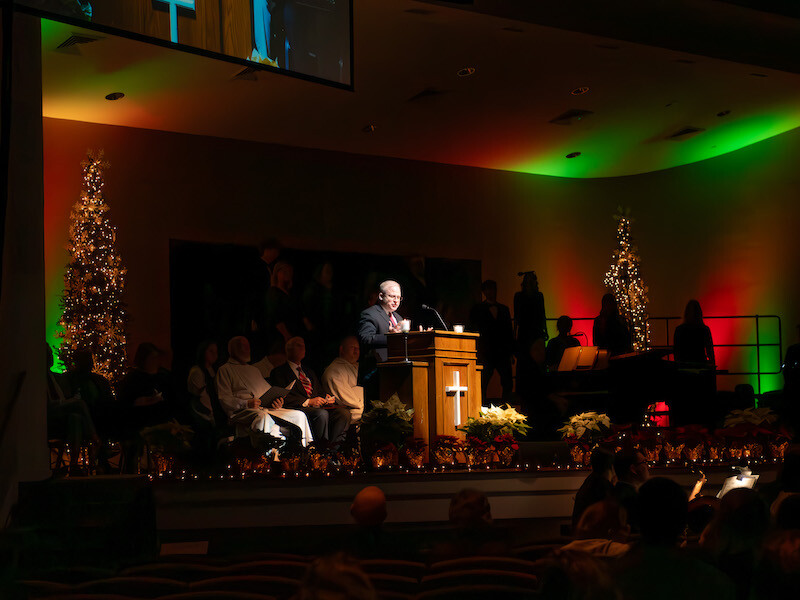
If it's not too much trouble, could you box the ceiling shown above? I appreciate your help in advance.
[40,0,800,178]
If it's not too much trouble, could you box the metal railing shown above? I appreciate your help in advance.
[545,314,783,395]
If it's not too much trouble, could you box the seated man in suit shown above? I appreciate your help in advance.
[322,336,364,422]
[216,336,313,446]
[358,280,404,363]
[270,337,351,444]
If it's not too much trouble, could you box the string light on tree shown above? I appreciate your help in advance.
[603,206,651,352]
[58,151,129,384]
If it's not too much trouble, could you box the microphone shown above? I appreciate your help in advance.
[421,304,448,331]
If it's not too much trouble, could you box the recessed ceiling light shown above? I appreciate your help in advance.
[105,92,125,101]
[566,152,581,159]
[570,86,589,96]
[716,110,731,117]
[362,124,377,133]
[457,67,476,77]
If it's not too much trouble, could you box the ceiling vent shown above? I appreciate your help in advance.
[55,33,103,54]
[667,126,706,140]
[232,66,258,81]
[407,87,448,102]
[549,109,593,125]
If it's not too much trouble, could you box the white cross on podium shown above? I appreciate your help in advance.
[156,1,197,44]
[445,371,469,427]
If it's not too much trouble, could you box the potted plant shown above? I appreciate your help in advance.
[558,412,612,466]
[360,394,414,468]
[139,419,194,474]
[458,404,530,466]
[431,435,464,466]
[403,437,428,468]
[492,433,520,467]
[722,407,786,461]
[463,436,493,467]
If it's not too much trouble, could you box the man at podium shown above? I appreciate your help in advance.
[357,280,404,399]
[358,280,404,363]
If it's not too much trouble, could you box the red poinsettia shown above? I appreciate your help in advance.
[466,436,491,451]
[492,433,519,451]
[404,437,428,452]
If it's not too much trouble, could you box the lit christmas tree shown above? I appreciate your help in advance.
[58,151,129,384]
[603,207,651,351]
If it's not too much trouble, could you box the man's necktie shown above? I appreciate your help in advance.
[389,314,397,327]
[297,367,313,397]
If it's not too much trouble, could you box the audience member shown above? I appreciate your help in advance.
[430,488,510,561]
[758,444,800,515]
[250,338,287,380]
[294,553,377,600]
[186,340,223,427]
[699,488,770,600]
[573,448,617,529]
[784,324,800,399]
[592,293,632,356]
[251,237,282,354]
[216,336,312,446]
[775,492,800,531]
[545,315,581,369]
[562,499,631,558]
[469,279,514,402]
[46,345,99,470]
[342,485,389,558]
[322,336,364,422]
[613,448,649,532]
[674,299,715,365]
[615,477,736,600]
[270,337,351,444]
[117,343,177,435]
[302,261,339,369]
[539,550,621,600]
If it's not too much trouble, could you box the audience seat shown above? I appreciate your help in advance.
[32,567,118,583]
[421,569,538,591]
[511,544,562,562]
[366,573,418,595]
[70,577,187,597]
[16,579,71,597]
[360,559,426,581]
[428,556,538,574]
[415,584,540,599]
[120,563,228,582]
[159,593,276,600]
[226,560,308,579]
[38,596,138,600]
[221,552,311,564]
[190,575,299,597]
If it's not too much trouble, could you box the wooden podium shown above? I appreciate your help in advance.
[378,331,483,457]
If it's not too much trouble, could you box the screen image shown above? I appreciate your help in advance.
[19,0,352,87]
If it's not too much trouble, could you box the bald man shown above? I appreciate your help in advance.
[269,337,351,444]
[215,336,313,446]
[322,336,364,421]
[351,486,387,528]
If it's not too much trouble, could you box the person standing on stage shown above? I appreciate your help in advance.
[358,280,404,363]
[469,280,514,403]
[357,280,404,400]
[514,272,548,405]
[593,293,632,356]
[673,299,715,365]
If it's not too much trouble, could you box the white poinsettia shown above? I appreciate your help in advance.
[480,404,529,426]
[558,411,612,440]
[723,407,776,428]
[371,394,415,421]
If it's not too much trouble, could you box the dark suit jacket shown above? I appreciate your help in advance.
[358,303,403,363]
[469,301,514,360]
[269,362,324,410]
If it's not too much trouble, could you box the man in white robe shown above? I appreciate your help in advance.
[322,336,364,422]
[216,336,313,446]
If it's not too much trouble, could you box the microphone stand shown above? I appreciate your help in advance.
[422,304,449,331]
[400,330,412,365]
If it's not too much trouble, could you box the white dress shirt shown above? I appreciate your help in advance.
[215,359,313,445]
[322,357,364,421]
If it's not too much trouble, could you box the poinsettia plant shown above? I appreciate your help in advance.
[722,406,789,440]
[492,433,519,451]
[465,435,491,452]
[432,435,465,451]
[558,411,612,446]
[140,419,194,454]
[361,394,414,448]
[458,404,531,442]
[404,437,428,452]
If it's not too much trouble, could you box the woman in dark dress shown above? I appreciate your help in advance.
[673,299,715,365]
[118,343,176,437]
[592,293,632,356]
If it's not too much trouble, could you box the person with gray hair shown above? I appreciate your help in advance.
[358,280,404,363]
[215,336,312,446]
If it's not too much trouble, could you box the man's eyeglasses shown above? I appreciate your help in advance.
[384,294,402,301]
